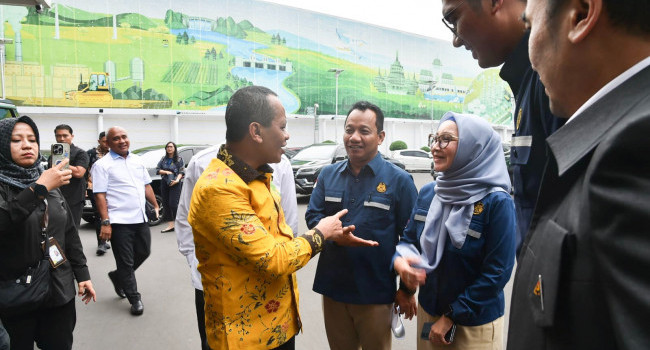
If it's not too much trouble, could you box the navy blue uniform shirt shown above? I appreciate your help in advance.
[500,32,565,254]
[306,152,417,304]
[398,182,516,326]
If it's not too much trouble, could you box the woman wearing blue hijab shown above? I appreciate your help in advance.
[393,112,516,349]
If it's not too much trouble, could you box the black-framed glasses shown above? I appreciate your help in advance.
[441,0,466,37]
[428,133,459,149]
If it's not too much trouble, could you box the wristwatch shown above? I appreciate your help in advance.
[101,219,111,226]
[30,183,48,199]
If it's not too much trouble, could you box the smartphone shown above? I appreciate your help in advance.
[420,322,457,343]
[51,143,70,170]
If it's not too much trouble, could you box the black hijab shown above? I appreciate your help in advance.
[0,116,43,189]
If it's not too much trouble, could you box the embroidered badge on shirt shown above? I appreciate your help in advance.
[376,182,387,193]
[516,108,522,131]
[473,202,484,215]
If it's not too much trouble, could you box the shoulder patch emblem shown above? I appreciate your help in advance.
[473,202,484,215]
[376,182,387,193]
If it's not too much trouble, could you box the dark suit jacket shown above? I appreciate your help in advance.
[508,65,650,350]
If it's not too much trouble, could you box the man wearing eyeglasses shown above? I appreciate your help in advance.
[508,0,650,349]
[441,0,564,255]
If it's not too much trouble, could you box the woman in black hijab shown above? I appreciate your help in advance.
[0,116,96,350]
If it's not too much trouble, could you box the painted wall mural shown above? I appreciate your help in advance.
[0,0,514,125]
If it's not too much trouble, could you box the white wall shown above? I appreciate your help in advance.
[21,107,512,153]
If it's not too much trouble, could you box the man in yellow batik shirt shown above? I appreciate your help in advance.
[188,86,377,350]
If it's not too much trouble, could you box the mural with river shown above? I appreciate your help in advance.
[0,0,514,124]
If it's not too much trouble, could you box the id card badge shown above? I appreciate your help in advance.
[42,237,67,268]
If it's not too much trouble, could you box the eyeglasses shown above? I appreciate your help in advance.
[441,0,466,37]
[428,133,459,149]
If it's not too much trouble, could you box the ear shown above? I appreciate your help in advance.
[490,0,504,14]
[568,0,601,43]
[377,130,386,145]
[249,122,263,144]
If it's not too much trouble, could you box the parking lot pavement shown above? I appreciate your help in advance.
[72,173,512,350]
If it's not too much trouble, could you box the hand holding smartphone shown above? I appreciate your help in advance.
[51,143,70,170]
[420,322,457,343]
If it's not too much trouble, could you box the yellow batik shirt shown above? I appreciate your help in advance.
[188,145,323,350]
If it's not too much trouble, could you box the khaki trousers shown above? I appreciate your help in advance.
[322,295,392,350]
[417,305,503,350]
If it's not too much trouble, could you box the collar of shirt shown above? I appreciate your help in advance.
[567,56,650,124]
[109,149,129,159]
[216,144,273,183]
[499,31,531,97]
[337,152,383,176]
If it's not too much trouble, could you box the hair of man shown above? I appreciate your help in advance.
[54,124,73,135]
[345,101,385,132]
[225,86,279,142]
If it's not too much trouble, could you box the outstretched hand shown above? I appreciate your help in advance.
[331,225,378,247]
[315,209,378,247]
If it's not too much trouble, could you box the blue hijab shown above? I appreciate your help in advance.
[397,112,511,273]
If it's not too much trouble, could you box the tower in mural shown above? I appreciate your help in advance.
[372,51,418,95]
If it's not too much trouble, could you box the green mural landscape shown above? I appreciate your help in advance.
[0,0,513,124]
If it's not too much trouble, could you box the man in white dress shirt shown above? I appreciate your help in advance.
[92,126,159,316]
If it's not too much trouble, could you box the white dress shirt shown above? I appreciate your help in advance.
[91,150,151,224]
[175,145,299,290]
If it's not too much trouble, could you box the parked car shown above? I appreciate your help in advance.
[291,143,346,195]
[0,99,19,120]
[291,143,405,195]
[283,146,304,159]
[392,149,432,172]
[82,144,209,226]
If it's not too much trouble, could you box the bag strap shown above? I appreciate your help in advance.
[41,198,50,260]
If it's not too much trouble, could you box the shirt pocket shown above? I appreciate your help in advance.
[324,189,344,215]
[520,219,574,328]
[363,193,393,230]
[452,221,485,257]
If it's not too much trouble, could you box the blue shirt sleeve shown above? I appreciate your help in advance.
[450,193,516,322]
[305,170,327,229]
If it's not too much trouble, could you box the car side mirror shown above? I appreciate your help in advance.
[334,156,346,162]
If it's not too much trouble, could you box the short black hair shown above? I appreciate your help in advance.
[225,86,279,142]
[54,124,73,135]
[98,131,106,139]
[547,0,650,35]
[345,101,385,132]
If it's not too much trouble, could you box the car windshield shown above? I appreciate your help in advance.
[292,145,338,161]
[135,149,166,167]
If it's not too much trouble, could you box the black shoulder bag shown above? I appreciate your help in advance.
[0,199,52,316]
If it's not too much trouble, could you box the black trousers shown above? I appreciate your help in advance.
[195,289,211,350]
[161,182,182,222]
[111,222,151,303]
[1,299,76,350]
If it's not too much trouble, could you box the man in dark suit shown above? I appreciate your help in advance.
[508,0,650,349]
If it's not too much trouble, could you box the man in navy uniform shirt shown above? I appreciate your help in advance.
[306,101,417,350]
[440,0,565,253]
